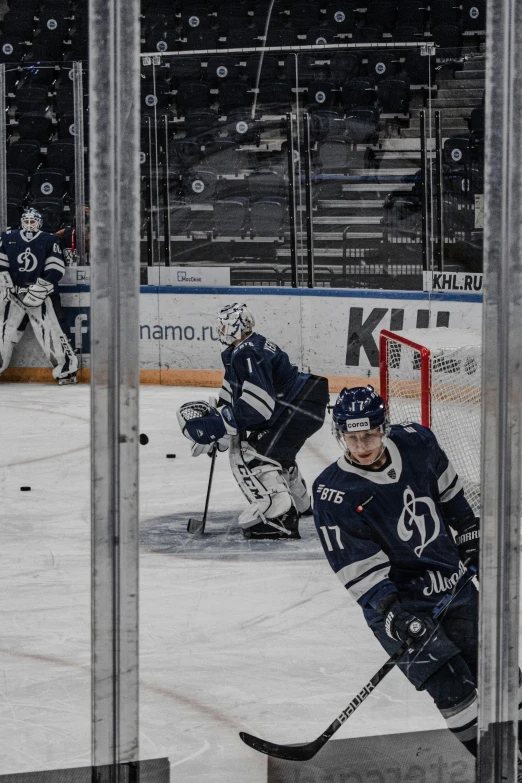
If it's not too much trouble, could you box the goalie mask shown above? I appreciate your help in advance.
[21,208,43,232]
[216,303,255,347]
[332,385,390,455]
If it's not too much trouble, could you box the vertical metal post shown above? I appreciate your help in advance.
[419,110,430,273]
[303,113,315,289]
[0,64,7,230]
[163,115,171,267]
[73,61,87,264]
[145,117,155,266]
[478,0,522,779]
[434,111,444,272]
[286,113,298,289]
[89,0,140,777]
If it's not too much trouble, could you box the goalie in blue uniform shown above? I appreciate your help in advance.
[0,208,78,384]
[314,385,488,764]
[177,303,329,539]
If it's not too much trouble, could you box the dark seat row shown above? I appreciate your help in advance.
[168,197,288,238]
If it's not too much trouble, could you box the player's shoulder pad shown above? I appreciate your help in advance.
[233,332,265,359]
[389,421,438,447]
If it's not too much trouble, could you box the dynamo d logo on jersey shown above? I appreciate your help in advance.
[17,248,38,273]
[397,486,440,557]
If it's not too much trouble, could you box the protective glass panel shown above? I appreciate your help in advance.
[140,52,301,288]
[304,44,434,289]
[0,57,91,775]
[426,37,485,295]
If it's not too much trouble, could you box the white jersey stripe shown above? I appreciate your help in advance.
[243,380,275,411]
[440,476,464,502]
[219,387,232,404]
[240,390,272,420]
[335,550,390,589]
[438,462,458,496]
[44,255,65,269]
[347,565,391,601]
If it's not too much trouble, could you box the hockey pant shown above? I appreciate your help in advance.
[229,436,295,532]
[247,375,329,469]
[244,375,329,516]
[0,292,78,380]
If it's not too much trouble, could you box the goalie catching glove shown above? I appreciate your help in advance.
[22,278,54,307]
[177,400,232,457]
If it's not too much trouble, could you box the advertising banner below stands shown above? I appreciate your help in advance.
[147,267,231,287]
[424,271,483,293]
[6,287,483,383]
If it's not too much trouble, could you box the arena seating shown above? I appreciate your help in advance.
[0,0,486,287]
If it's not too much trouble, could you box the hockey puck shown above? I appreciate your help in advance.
[139,433,149,445]
[166,453,176,458]
[20,486,31,491]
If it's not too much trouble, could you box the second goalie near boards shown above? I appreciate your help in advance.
[177,303,329,540]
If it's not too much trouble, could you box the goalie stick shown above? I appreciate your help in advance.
[187,446,217,535]
[239,566,477,761]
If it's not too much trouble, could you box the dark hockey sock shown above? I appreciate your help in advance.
[423,657,477,756]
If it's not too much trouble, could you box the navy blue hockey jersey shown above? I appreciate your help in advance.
[219,333,309,432]
[0,229,65,287]
[313,423,475,626]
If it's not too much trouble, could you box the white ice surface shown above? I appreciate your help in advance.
[0,384,451,782]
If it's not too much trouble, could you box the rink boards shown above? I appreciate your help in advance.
[1,286,482,387]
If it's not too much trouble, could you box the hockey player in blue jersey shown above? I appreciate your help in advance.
[314,385,484,763]
[0,208,78,384]
[177,303,329,539]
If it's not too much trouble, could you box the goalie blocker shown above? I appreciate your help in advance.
[177,304,329,539]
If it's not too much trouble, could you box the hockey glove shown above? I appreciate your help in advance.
[177,400,231,456]
[384,600,435,645]
[454,515,480,573]
[23,278,54,307]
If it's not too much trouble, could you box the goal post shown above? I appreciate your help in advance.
[379,327,482,515]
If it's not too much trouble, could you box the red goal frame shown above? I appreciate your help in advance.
[379,329,432,427]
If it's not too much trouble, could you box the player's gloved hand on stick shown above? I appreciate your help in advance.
[383,598,435,644]
[23,278,54,307]
[453,515,480,573]
[177,400,234,457]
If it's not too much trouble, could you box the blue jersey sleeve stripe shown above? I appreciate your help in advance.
[346,564,391,601]
[335,550,390,587]
[438,462,457,495]
[240,390,272,420]
[243,380,275,411]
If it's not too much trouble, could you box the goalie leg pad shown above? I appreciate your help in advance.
[25,297,78,380]
[230,438,297,534]
[283,463,311,515]
[0,295,28,375]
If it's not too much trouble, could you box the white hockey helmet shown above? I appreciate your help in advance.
[216,303,255,346]
[21,208,43,232]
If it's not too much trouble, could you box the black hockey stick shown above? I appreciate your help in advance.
[239,567,477,761]
[187,447,217,535]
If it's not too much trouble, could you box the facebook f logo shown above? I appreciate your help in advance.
[70,313,89,350]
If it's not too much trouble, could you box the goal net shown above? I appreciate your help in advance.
[379,327,481,515]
